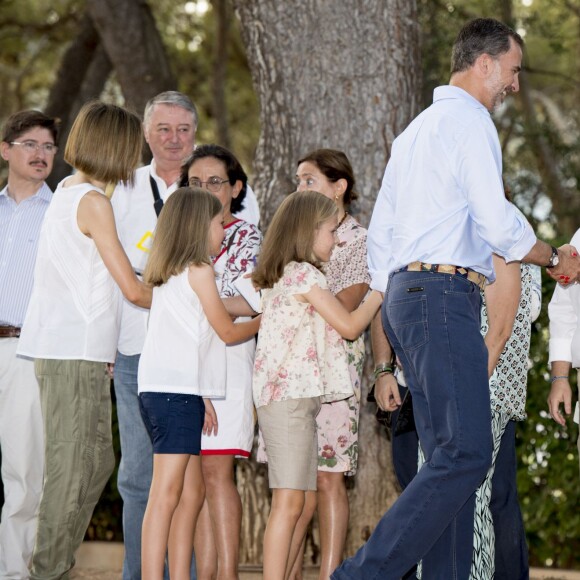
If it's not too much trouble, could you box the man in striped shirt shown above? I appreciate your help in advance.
[0,110,59,579]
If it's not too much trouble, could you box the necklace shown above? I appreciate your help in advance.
[337,212,348,228]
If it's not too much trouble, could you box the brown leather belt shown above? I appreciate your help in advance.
[0,325,21,338]
[399,262,487,291]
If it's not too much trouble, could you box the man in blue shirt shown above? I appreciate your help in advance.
[0,110,58,579]
[333,18,580,579]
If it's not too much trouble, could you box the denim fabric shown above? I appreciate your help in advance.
[114,353,152,580]
[114,353,197,580]
[333,271,492,580]
[490,420,529,580]
[139,392,205,455]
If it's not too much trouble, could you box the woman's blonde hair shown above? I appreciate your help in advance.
[252,190,337,289]
[144,187,223,286]
[64,101,142,185]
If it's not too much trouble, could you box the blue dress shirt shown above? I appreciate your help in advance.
[0,182,52,326]
[368,85,537,292]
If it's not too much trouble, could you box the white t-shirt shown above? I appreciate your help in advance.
[18,180,122,362]
[138,268,226,396]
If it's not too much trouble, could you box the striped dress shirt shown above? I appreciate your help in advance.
[0,182,52,326]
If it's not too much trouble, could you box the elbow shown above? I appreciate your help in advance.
[123,287,141,305]
[342,326,363,341]
[123,282,149,308]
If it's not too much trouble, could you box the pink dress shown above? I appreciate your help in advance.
[317,214,370,475]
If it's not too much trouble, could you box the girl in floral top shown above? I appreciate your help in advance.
[294,149,371,579]
[252,191,382,580]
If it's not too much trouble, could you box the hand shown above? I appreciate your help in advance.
[546,244,580,285]
[547,378,573,426]
[375,373,401,411]
[203,398,218,436]
[106,363,115,379]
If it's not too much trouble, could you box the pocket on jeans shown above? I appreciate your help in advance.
[388,295,429,351]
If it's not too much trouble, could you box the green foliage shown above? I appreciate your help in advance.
[518,272,580,569]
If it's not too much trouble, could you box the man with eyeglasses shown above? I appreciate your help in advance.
[111,91,259,580]
[0,110,59,579]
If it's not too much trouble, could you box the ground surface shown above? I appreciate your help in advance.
[72,542,580,579]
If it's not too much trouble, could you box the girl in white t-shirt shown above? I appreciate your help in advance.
[138,187,260,580]
[251,190,382,580]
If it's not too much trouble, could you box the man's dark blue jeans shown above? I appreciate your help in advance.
[333,270,492,580]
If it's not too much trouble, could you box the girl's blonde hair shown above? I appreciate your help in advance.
[64,101,142,185]
[252,190,337,289]
[144,187,223,286]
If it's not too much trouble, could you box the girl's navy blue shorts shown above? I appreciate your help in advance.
[139,392,205,455]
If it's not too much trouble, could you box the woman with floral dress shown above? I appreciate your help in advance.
[293,149,371,579]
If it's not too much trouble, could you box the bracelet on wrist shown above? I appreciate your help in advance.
[551,375,569,384]
[373,364,394,380]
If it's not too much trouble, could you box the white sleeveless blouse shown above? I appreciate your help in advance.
[138,268,226,397]
[18,180,122,362]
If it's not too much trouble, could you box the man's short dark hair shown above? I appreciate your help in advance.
[1,110,59,145]
[451,18,523,74]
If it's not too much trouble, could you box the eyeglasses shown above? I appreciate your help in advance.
[10,141,58,155]
[189,176,229,193]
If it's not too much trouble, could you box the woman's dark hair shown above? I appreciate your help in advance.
[180,144,248,214]
[297,148,358,206]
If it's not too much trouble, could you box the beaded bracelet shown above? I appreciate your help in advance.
[373,363,394,380]
[551,375,569,384]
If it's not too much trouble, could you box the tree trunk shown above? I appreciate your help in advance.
[44,13,108,189]
[233,0,421,564]
[85,0,176,116]
[211,0,232,149]
[233,0,420,227]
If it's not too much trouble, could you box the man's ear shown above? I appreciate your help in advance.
[0,141,10,161]
[474,53,494,79]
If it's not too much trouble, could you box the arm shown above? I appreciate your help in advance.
[189,264,260,344]
[483,255,521,377]
[203,398,218,436]
[548,362,573,426]
[370,309,401,410]
[523,242,580,285]
[222,296,257,317]
[335,283,369,312]
[300,285,382,341]
[77,191,152,308]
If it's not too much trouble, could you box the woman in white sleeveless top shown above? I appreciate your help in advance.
[17,101,152,579]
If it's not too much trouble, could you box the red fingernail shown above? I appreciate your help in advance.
[573,253,578,257]
[559,276,566,279]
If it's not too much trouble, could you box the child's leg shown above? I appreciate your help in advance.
[167,454,205,580]
[263,488,307,580]
[286,490,317,579]
[142,453,190,580]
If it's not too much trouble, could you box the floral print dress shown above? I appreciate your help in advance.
[317,215,371,475]
[252,261,353,408]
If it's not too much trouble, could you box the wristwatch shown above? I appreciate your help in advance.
[546,246,560,269]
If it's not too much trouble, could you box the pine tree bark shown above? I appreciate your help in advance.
[85,0,176,115]
[233,0,421,564]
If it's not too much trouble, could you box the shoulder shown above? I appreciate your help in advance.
[187,264,215,288]
[228,219,262,240]
[281,261,325,289]
[79,189,111,210]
